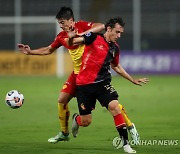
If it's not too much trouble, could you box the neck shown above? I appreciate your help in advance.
[104,33,110,42]
[70,22,75,31]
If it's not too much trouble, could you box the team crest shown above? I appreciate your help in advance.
[85,32,91,37]
[62,84,67,89]
[80,103,86,110]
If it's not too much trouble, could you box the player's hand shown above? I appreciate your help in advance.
[17,44,31,55]
[67,30,77,38]
[77,32,85,36]
[132,78,149,86]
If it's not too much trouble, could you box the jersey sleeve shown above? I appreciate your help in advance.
[50,34,62,49]
[83,32,97,45]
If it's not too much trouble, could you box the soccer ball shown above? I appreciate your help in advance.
[5,90,24,109]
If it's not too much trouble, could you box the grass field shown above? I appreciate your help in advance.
[0,75,180,154]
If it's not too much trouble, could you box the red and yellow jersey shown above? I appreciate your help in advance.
[51,20,93,74]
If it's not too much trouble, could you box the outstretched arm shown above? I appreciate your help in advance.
[67,22,105,46]
[111,63,149,86]
[17,44,56,55]
[78,23,105,36]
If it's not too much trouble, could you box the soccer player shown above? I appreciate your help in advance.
[18,7,139,144]
[69,17,149,153]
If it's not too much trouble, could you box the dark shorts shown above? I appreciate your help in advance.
[77,80,119,115]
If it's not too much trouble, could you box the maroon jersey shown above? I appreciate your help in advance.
[76,32,120,85]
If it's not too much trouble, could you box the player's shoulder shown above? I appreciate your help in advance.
[75,20,87,24]
[114,42,120,50]
[109,42,120,54]
[56,31,67,38]
[114,43,120,54]
[75,20,93,27]
[97,33,104,37]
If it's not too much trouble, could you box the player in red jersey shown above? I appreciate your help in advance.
[70,17,149,153]
[18,6,105,143]
[18,7,140,144]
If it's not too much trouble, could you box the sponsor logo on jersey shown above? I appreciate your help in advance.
[98,45,104,50]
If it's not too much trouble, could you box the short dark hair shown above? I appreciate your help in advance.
[56,6,74,20]
[105,17,125,31]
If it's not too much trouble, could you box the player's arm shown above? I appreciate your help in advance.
[67,22,104,46]
[78,23,105,36]
[66,30,84,46]
[111,63,149,86]
[68,32,97,46]
[18,44,56,55]
[70,37,84,46]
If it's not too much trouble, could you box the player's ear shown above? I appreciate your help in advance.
[107,26,111,32]
[69,17,74,22]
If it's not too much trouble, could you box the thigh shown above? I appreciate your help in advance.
[77,85,96,115]
[97,82,119,108]
[61,71,77,97]
[58,92,73,104]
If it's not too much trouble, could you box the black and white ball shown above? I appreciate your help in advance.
[5,90,24,109]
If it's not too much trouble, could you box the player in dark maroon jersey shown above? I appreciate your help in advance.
[18,7,140,145]
[70,17,149,153]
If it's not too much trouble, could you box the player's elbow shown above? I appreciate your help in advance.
[48,46,56,54]
[101,23,105,30]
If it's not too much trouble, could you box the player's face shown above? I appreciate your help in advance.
[57,18,74,32]
[108,23,124,42]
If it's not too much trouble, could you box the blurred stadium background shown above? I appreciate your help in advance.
[0,0,180,76]
[0,0,180,154]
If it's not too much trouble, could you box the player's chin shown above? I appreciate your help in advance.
[113,39,117,43]
[64,27,71,32]
[61,27,68,32]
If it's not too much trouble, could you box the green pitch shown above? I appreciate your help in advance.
[0,75,180,154]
